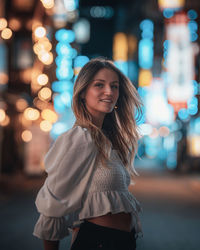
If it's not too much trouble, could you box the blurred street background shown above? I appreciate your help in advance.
[0,0,200,249]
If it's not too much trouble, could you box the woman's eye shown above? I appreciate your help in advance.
[95,83,103,88]
[112,85,119,89]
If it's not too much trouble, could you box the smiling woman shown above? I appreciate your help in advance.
[33,57,143,250]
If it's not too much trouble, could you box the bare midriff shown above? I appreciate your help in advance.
[72,212,132,234]
[71,212,132,246]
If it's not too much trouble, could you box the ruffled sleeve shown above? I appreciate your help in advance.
[33,126,98,240]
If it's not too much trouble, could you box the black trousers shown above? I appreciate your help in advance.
[70,220,137,250]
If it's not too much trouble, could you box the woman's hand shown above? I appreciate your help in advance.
[43,240,59,250]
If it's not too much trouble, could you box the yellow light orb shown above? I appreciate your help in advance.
[42,40,52,52]
[24,108,40,121]
[0,18,7,30]
[40,120,52,132]
[37,74,48,86]
[33,43,42,55]
[0,109,6,122]
[9,18,21,31]
[38,87,52,101]
[1,28,12,39]
[41,109,58,123]
[38,51,53,65]
[41,0,54,9]
[21,130,32,142]
[34,26,46,38]
[1,115,10,126]
[16,98,28,112]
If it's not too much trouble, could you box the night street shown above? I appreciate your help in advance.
[0,1,200,250]
[1,167,200,250]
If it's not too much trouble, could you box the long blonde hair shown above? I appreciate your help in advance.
[72,57,142,176]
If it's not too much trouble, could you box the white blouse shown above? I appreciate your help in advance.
[33,126,142,240]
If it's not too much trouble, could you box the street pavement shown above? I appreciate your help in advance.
[0,167,200,250]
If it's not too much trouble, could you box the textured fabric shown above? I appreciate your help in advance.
[33,214,70,240]
[71,220,137,250]
[33,126,142,241]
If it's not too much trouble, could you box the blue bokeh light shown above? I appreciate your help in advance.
[187,9,198,20]
[193,117,200,134]
[141,29,154,40]
[190,32,198,42]
[188,21,198,31]
[114,61,128,76]
[140,19,154,31]
[55,56,73,67]
[54,94,67,113]
[163,40,170,50]
[74,56,90,68]
[192,80,198,95]
[163,9,174,19]
[138,39,153,69]
[188,106,198,116]
[60,91,72,108]
[50,122,69,139]
[56,67,74,80]
[56,43,72,55]
[56,43,77,58]
[55,29,75,43]
[178,108,189,120]
[52,80,73,93]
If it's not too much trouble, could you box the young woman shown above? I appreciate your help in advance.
[33,58,142,250]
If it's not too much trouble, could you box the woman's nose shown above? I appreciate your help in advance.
[104,85,112,95]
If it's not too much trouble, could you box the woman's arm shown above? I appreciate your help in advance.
[43,240,59,250]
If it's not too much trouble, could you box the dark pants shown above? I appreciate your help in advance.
[71,220,137,250]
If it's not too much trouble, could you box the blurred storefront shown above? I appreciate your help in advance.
[0,0,199,175]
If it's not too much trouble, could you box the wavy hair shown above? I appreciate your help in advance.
[72,57,142,176]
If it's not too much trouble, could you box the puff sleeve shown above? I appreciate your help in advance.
[33,126,98,240]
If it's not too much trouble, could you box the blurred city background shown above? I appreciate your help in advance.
[0,0,200,250]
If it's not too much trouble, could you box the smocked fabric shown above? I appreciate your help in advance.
[33,126,142,240]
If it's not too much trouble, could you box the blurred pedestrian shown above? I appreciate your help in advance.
[33,57,142,250]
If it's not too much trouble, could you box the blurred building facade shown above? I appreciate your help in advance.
[0,0,200,175]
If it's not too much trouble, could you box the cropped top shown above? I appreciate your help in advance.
[33,126,142,240]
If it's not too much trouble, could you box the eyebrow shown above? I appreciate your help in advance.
[92,79,119,84]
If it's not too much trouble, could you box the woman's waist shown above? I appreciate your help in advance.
[74,212,132,233]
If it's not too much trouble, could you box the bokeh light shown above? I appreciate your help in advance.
[9,18,21,31]
[16,98,29,112]
[24,108,40,121]
[21,130,32,142]
[1,28,13,39]
[34,26,46,38]
[38,87,52,101]
[0,18,7,30]
[0,109,6,122]
[37,74,49,86]
[41,109,58,123]
[40,120,52,132]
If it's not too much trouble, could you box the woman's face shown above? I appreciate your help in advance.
[83,68,119,126]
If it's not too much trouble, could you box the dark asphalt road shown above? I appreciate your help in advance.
[0,169,200,250]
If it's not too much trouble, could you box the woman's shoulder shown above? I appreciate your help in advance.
[56,125,94,148]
